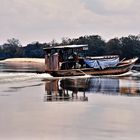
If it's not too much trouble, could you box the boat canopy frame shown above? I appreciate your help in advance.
[43,44,88,50]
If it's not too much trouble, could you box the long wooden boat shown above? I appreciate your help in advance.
[48,58,138,77]
[44,45,138,77]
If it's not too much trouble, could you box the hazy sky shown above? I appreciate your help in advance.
[0,0,140,45]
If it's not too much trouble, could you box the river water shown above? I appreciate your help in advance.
[0,63,140,140]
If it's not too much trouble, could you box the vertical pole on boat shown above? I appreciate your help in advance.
[45,53,51,71]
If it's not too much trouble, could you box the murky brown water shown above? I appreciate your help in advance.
[0,64,140,140]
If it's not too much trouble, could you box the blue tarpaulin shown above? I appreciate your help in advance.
[84,58,119,69]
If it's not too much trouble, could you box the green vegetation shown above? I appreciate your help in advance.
[0,35,140,62]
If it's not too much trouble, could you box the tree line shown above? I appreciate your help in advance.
[0,35,140,62]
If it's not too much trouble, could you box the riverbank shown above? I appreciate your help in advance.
[0,58,45,64]
[0,58,45,72]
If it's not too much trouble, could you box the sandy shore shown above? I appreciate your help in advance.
[0,58,45,71]
[0,58,45,64]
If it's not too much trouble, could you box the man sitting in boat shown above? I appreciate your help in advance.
[71,52,81,69]
[60,52,81,69]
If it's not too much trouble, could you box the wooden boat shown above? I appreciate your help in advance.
[44,45,138,77]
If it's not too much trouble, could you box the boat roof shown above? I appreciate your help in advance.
[44,44,88,50]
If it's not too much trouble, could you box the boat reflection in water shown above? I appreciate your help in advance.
[44,76,140,102]
[44,79,88,102]
[88,77,140,96]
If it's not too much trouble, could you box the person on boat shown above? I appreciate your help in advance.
[72,52,83,69]
[58,50,64,62]
[58,50,70,70]
[72,52,79,61]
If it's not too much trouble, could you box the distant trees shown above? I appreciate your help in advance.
[61,37,72,45]
[63,35,106,56]
[120,35,140,59]
[106,38,122,58]
[49,39,59,47]
[0,38,23,58]
[105,35,140,60]
[0,35,140,63]
[0,39,45,59]
[7,38,22,47]
[23,42,45,58]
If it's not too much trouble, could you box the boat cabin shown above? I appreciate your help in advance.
[44,45,89,71]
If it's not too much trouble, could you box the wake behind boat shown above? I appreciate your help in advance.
[43,45,138,77]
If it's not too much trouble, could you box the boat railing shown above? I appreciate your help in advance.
[86,55,119,60]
